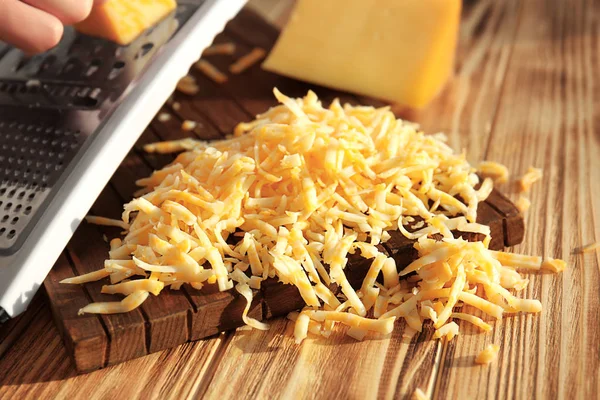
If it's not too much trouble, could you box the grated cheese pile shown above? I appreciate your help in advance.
[63,89,565,342]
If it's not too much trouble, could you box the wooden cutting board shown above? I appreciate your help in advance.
[43,8,524,373]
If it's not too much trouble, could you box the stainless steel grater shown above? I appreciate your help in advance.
[0,0,246,321]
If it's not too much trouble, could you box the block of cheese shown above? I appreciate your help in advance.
[75,0,177,45]
[262,0,461,108]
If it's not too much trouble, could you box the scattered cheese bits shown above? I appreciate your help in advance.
[176,75,199,95]
[143,138,198,154]
[158,112,171,122]
[230,48,266,74]
[541,258,566,273]
[578,242,600,254]
[194,60,228,84]
[478,161,509,184]
[475,344,500,365]
[181,120,197,132]
[413,388,429,400]
[519,167,543,192]
[85,216,130,230]
[203,42,236,56]
[516,196,531,214]
[65,89,565,345]
[172,101,181,111]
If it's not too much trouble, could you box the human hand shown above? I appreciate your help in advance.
[0,0,109,54]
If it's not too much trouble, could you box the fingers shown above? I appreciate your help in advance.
[0,0,63,54]
[21,0,94,25]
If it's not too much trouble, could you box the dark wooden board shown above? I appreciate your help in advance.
[43,8,525,373]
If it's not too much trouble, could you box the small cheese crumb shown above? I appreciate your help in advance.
[476,344,500,365]
[478,161,509,184]
[519,167,543,192]
[578,242,599,254]
[143,138,198,154]
[230,48,266,74]
[541,258,566,273]
[172,102,181,111]
[181,120,197,132]
[203,42,236,56]
[158,113,171,122]
[515,196,531,213]
[413,388,429,400]
[25,79,41,88]
[177,75,199,95]
[195,60,228,84]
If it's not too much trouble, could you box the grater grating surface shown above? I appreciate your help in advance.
[0,1,205,254]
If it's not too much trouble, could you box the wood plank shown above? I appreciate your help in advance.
[433,0,600,398]
[0,304,225,400]
[67,189,147,368]
[107,154,194,355]
[44,255,109,373]
[187,284,263,341]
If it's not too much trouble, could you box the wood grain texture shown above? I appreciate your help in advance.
[0,303,225,400]
[2,0,596,398]
[434,0,600,398]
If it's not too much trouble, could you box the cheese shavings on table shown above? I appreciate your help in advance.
[64,89,565,343]
[476,344,500,365]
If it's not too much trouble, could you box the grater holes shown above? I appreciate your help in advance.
[24,206,32,215]
[7,230,15,240]
[1,215,7,222]
[108,61,125,80]
[135,43,154,60]
[85,59,102,77]
[14,56,32,72]
[72,94,99,108]
[0,228,5,237]
[11,217,18,225]
[37,55,56,74]
[60,58,82,76]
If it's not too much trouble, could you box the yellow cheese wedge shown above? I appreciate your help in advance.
[263,0,461,108]
[75,0,177,46]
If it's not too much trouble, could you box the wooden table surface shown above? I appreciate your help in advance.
[1,0,599,399]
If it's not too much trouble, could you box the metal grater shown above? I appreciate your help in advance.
[0,0,247,321]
